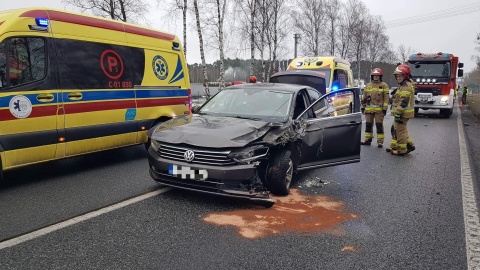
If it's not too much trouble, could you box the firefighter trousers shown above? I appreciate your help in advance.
[364,113,385,144]
[391,118,415,154]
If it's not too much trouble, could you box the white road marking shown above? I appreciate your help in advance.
[0,187,171,250]
[457,107,480,269]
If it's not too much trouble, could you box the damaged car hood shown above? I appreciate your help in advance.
[149,115,277,148]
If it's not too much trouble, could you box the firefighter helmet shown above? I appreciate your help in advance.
[393,65,410,78]
[371,68,383,76]
[371,68,383,81]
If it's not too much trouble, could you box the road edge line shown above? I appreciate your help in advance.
[0,187,171,250]
[457,107,480,269]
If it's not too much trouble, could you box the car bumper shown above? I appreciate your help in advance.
[147,147,276,207]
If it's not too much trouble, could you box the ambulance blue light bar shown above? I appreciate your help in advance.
[35,18,49,27]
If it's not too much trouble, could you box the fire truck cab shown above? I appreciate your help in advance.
[407,52,463,118]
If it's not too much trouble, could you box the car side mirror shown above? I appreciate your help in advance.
[458,69,464,78]
[191,105,200,113]
[458,62,464,68]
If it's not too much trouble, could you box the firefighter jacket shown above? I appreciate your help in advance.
[463,87,469,95]
[391,80,415,118]
[361,81,390,113]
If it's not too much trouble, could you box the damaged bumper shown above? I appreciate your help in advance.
[147,147,276,207]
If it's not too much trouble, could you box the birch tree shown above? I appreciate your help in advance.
[234,0,258,77]
[344,0,370,80]
[397,44,415,63]
[193,0,210,97]
[364,16,392,73]
[293,0,325,56]
[324,0,340,56]
[63,0,149,23]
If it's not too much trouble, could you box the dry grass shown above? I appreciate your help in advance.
[466,95,480,119]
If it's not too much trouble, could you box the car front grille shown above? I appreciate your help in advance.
[415,87,441,96]
[157,143,235,166]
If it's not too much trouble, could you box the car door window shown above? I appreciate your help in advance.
[310,89,355,118]
[293,91,308,119]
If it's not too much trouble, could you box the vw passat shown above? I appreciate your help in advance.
[147,83,362,207]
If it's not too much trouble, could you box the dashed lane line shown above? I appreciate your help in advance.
[457,107,480,269]
[0,187,172,250]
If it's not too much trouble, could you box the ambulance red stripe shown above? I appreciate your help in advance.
[20,9,175,41]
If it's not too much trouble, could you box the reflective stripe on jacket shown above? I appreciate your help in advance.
[392,80,415,118]
[361,81,390,113]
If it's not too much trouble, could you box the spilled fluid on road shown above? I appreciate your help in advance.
[203,189,357,239]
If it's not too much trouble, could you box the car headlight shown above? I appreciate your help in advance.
[440,96,449,105]
[151,139,161,151]
[228,145,269,163]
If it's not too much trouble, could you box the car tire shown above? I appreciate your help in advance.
[266,150,294,196]
[414,108,419,117]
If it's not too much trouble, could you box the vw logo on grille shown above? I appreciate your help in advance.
[184,150,195,162]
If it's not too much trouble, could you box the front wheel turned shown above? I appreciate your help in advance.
[266,150,294,196]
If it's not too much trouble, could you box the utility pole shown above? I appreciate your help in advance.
[294,34,300,58]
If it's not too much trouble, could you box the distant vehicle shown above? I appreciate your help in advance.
[408,52,463,118]
[286,56,354,93]
[146,83,362,207]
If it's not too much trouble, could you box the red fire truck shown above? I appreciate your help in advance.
[407,52,463,118]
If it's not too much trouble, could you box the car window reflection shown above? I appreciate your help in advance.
[311,90,355,119]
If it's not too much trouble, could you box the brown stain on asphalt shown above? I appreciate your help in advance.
[341,246,357,252]
[203,189,356,239]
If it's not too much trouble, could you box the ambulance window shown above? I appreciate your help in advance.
[4,37,46,88]
[333,69,348,89]
[0,43,5,88]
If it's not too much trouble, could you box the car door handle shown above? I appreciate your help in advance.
[67,92,83,100]
[36,93,54,102]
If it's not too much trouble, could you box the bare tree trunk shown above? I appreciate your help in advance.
[250,0,256,76]
[216,0,227,90]
[183,0,187,56]
[193,0,210,97]
[119,0,127,21]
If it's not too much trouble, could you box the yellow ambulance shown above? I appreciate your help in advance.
[287,56,354,92]
[0,8,191,181]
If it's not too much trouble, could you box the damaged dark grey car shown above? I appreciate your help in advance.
[147,83,362,207]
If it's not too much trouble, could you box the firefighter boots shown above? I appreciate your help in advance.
[407,144,416,153]
[361,140,372,146]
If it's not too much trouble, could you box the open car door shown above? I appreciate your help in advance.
[296,88,362,170]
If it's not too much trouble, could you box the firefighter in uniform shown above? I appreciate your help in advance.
[388,65,416,156]
[360,68,390,147]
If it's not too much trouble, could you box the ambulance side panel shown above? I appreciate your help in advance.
[125,31,191,144]
[0,14,60,170]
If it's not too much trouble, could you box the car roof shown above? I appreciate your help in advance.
[271,69,327,78]
[226,83,308,93]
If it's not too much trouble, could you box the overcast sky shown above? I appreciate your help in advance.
[2,0,479,72]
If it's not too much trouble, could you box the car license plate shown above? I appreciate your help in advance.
[418,94,431,102]
[168,164,208,180]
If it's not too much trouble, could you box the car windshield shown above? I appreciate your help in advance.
[197,88,294,123]
[269,74,326,95]
[408,62,450,78]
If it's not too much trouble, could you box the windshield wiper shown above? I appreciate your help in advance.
[233,116,263,121]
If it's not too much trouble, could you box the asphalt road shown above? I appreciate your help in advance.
[0,107,478,269]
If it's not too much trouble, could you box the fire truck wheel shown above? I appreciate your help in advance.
[440,109,451,118]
